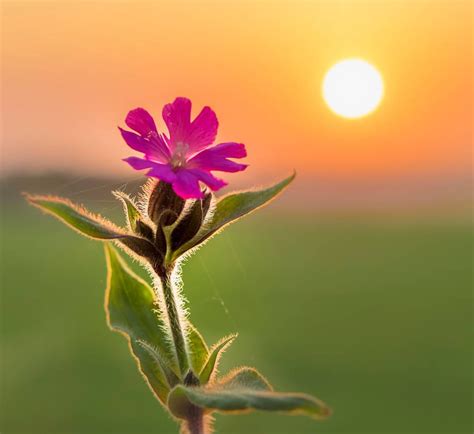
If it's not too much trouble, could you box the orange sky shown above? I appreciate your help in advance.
[1,0,472,198]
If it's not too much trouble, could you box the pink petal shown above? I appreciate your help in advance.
[208,142,247,158]
[146,164,177,184]
[119,127,170,162]
[123,157,176,183]
[187,168,227,191]
[186,106,218,154]
[123,156,156,170]
[162,97,192,151]
[188,142,248,173]
[120,128,170,162]
[162,97,218,154]
[125,108,157,136]
[119,127,150,154]
[171,169,204,199]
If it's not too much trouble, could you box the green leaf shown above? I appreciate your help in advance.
[187,324,209,375]
[113,191,155,240]
[138,340,180,388]
[113,191,141,229]
[168,367,331,420]
[173,173,295,258]
[128,340,173,405]
[27,194,161,262]
[104,244,177,403]
[119,235,161,261]
[26,194,126,239]
[199,334,237,384]
[221,366,271,390]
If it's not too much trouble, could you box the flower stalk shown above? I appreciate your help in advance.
[183,410,204,434]
[182,371,205,434]
[156,267,190,377]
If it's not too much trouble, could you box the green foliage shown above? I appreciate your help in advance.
[26,175,296,271]
[104,244,177,403]
[26,194,159,261]
[138,340,180,388]
[113,191,142,230]
[199,334,237,384]
[104,244,330,429]
[26,195,126,239]
[187,324,209,375]
[173,173,295,259]
[26,173,333,433]
[113,191,154,240]
[168,368,331,420]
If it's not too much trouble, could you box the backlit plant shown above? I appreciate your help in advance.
[26,97,330,434]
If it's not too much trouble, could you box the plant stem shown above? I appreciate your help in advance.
[185,408,205,434]
[157,267,189,377]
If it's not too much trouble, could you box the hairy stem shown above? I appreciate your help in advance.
[156,267,189,377]
[183,408,205,434]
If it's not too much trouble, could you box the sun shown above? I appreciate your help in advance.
[322,58,384,119]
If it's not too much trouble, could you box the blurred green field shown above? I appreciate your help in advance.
[1,198,472,433]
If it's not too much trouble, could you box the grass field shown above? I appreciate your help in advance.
[1,197,472,433]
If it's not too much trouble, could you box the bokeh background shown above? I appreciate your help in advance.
[1,1,472,433]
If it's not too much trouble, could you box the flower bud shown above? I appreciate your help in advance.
[147,181,185,226]
[184,370,200,387]
[170,199,204,251]
[154,210,179,256]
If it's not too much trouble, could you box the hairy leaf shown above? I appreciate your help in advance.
[113,191,141,230]
[118,235,161,263]
[27,194,161,262]
[26,194,126,239]
[199,334,237,384]
[114,191,154,240]
[138,340,180,388]
[173,173,295,258]
[168,367,331,420]
[104,244,177,403]
[167,384,196,420]
[128,341,173,405]
[135,220,155,241]
[187,324,209,375]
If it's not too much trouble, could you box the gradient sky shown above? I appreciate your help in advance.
[1,1,472,204]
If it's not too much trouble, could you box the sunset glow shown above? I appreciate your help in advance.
[2,0,471,197]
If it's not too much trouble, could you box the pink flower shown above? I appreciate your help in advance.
[120,97,247,199]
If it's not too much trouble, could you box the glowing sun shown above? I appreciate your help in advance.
[322,58,384,119]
